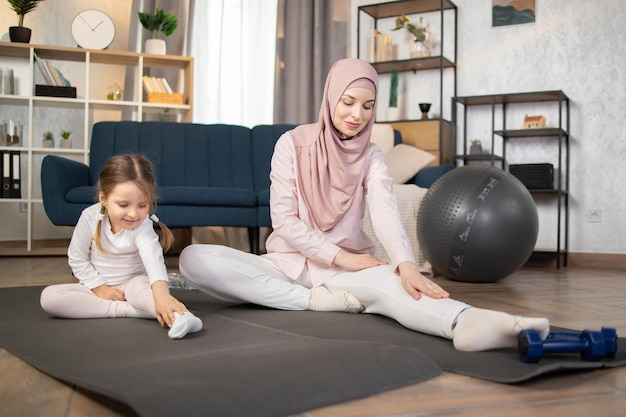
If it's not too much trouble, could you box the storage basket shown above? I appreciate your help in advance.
[146,92,184,104]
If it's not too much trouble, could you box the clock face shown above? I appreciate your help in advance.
[71,10,116,50]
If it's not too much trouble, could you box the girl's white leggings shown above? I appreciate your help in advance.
[40,275,157,318]
[179,245,470,340]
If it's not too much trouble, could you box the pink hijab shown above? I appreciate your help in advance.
[290,58,379,232]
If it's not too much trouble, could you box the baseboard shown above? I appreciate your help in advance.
[3,238,625,271]
[526,252,626,270]
[567,252,626,270]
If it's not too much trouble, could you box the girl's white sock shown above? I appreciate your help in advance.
[452,307,550,351]
[168,311,204,339]
[309,285,364,313]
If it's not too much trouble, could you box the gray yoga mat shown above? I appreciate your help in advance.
[0,286,440,417]
[1,286,625,417]
[217,304,626,384]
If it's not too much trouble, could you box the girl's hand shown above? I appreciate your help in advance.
[398,261,449,300]
[92,284,126,301]
[151,280,187,328]
[333,249,387,271]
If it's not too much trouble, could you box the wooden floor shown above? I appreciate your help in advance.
[1,256,625,417]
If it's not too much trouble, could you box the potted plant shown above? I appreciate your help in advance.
[7,0,46,43]
[470,139,483,155]
[59,130,72,149]
[387,69,400,120]
[392,15,431,58]
[138,7,178,55]
[42,130,54,148]
[418,102,431,120]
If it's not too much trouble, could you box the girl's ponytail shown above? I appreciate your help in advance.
[94,205,106,253]
[150,214,173,253]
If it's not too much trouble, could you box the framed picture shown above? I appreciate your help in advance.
[492,0,536,27]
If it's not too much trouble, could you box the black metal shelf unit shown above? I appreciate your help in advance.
[451,90,570,268]
[357,0,457,164]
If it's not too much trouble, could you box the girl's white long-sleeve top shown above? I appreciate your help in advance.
[67,203,168,289]
[263,132,414,287]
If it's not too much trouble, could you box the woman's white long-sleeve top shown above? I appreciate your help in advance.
[263,132,414,287]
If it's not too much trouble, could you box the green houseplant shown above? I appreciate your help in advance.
[42,130,53,148]
[59,130,72,149]
[138,7,178,55]
[387,69,400,120]
[7,0,46,43]
[392,15,431,58]
[389,69,399,108]
[470,139,483,155]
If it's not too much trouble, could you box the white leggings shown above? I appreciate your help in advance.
[179,245,470,340]
[40,275,157,319]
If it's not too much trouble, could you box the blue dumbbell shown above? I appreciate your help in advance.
[547,327,617,359]
[518,328,617,363]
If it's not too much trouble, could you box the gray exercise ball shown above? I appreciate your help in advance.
[417,165,538,283]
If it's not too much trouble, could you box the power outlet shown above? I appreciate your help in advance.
[587,209,602,223]
[19,202,28,213]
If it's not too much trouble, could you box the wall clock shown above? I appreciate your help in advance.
[71,10,116,50]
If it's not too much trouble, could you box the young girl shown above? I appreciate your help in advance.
[40,154,203,339]
[179,58,550,351]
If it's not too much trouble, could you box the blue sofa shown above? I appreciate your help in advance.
[41,121,453,254]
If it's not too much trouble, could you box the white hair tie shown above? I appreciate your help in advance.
[97,212,106,222]
[150,214,160,223]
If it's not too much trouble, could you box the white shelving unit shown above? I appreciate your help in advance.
[0,42,193,255]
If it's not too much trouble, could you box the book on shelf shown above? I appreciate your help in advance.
[2,151,11,198]
[161,78,174,93]
[10,150,20,198]
[0,151,22,199]
[33,52,54,85]
[142,75,176,94]
[33,52,72,87]
[366,30,393,63]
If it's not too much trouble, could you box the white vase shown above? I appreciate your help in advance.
[145,39,166,55]
[387,107,401,121]
[60,139,72,149]
[42,140,54,148]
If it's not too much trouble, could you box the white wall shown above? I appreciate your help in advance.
[351,0,626,255]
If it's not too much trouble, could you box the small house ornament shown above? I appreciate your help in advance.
[523,114,546,129]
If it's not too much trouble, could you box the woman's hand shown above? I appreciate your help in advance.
[92,284,125,301]
[333,249,387,271]
[151,280,187,328]
[398,261,449,300]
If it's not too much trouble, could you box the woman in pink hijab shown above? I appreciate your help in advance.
[180,58,549,351]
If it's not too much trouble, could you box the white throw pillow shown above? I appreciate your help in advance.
[384,144,436,184]
[370,123,395,154]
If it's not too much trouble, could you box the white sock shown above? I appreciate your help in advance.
[452,307,550,352]
[124,303,154,319]
[168,311,204,339]
[309,285,364,313]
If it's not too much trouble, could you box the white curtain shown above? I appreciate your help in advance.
[189,0,278,127]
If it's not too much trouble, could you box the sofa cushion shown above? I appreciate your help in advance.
[90,122,255,190]
[251,124,297,193]
[384,144,436,184]
[257,189,271,206]
[157,187,257,207]
[65,186,97,204]
[65,186,257,207]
